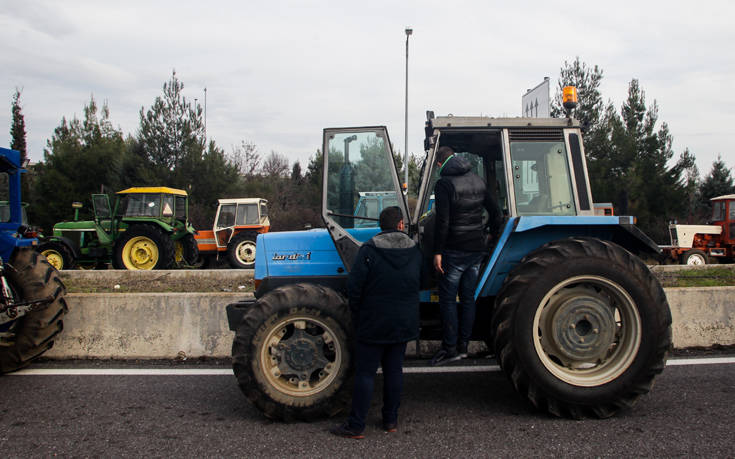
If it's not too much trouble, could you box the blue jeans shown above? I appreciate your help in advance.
[438,250,485,352]
[347,341,407,432]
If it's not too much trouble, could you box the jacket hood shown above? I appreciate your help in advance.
[364,230,417,269]
[440,155,472,177]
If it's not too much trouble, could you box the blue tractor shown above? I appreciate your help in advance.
[227,110,671,420]
[0,147,67,373]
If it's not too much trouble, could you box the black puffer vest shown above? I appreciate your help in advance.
[438,156,487,248]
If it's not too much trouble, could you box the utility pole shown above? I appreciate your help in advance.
[404,27,412,194]
[204,87,208,143]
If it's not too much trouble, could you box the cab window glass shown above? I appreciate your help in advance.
[236,203,259,225]
[217,204,236,228]
[124,194,161,217]
[162,195,174,217]
[510,141,575,216]
[175,196,186,220]
[712,201,725,221]
[326,131,396,228]
[93,195,111,218]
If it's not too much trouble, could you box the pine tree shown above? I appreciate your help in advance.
[10,88,27,162]
[699,156,735,216]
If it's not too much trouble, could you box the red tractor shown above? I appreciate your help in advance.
[194,198,270,268]
[662,194,735,264]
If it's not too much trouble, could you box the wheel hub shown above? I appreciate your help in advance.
[549,296,616,361]
[276,329,329,379]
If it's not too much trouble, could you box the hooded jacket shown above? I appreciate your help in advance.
[434,155,502,253]
[347,230,421,344]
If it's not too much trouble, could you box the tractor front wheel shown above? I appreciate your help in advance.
[0,249,68,373]
[682,249,707,265]
[227,232,257,269]
[232,283,352,420]
[39,241,74,270]
[114,225,174,270]
[492,237,671,419]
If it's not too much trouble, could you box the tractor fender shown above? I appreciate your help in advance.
[226,298,256,331]
[40,235,80,258]
[613,221,662,257]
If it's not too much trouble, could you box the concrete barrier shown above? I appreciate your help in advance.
[44,287,734,359]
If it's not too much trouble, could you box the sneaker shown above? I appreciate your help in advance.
[458,342,468,359]
[329,423,364,439]
[430,348,461,366]
[382,421,397,433]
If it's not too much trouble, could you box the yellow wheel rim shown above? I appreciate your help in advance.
[42,249,64,270]
[122,236,159,270]
[174,241,184,263]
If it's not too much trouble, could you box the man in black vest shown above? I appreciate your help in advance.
[330,206,422,439]
[430,146,502,366]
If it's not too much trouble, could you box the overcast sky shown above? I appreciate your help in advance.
[1,0,733,178]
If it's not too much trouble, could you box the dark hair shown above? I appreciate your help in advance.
[436,146,454,164]
[379,206,403,231]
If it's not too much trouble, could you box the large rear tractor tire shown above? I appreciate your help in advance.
[0,249,68,373]
[232,283,352,420]
[492,237,671,419]
[39,241,74,271]
[113,225,174,270]
[227,232,257,269]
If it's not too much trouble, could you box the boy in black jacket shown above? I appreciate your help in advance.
[330,206,422,439]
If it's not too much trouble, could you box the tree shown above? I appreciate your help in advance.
[32,96,126,231]
[262,151,290,177]
[10,88,30,199]
[699,156,735,216]
[10,88,27,162]
[138,70,204,178]
[550,57,605,131]
[229,140,260,177]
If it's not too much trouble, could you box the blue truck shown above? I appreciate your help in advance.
[0,147,67,373]
[226,109,671,420]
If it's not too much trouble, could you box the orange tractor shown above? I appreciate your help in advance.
[661,194,735,264]
[194,198,270,268]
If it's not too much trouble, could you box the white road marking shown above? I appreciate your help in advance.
[7,357,734,376]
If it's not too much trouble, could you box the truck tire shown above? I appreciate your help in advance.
[227,232,257,269]
[0,249,68,373]
[39,241,74,271]
[113,224,174,270]
[492,237,671,419]
[232,283,352,420]
[681,249,707,265]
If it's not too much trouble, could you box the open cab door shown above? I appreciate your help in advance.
[321,127,409,272]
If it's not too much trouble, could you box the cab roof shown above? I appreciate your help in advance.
[217,198,267,205]
[711,194,735,201]
[429,115,580,129]
[117,187,188,196]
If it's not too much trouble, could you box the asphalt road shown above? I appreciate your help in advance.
[2,357,734,458]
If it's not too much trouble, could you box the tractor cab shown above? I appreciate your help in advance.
[213,198,270,248]
[710,195,735,243]
[321,116,601,276]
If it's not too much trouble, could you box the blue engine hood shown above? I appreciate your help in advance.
[254,227,380,280]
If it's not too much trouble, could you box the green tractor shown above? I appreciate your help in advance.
[38,187,198,270]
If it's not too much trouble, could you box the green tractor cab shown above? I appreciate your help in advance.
[39,187,198,270]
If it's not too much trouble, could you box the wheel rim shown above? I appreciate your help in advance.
[122,236,159,270]
[533,275,641,387]
[686,253,706,265]
[259,315,343,397]
[42,249,64,270]
[174,241,184,263]
[235,240,256,265]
